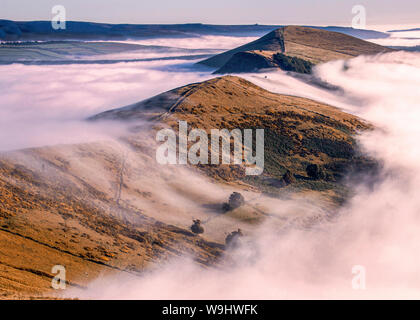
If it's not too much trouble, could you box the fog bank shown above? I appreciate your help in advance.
[71,51,420,299]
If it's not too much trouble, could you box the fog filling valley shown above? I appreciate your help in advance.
[1,35,420,299]
[0,60,211,151]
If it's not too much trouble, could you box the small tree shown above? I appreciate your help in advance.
[228,192,245,209]
[191,219,204,234]
[306,163,326,180]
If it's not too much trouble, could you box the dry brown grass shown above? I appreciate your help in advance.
[199,26,393,69]
[0,75,374,298]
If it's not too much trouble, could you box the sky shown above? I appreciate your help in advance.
[1,0,419,27]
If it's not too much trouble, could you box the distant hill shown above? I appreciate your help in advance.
[198,26,393,74]
[388,27,420,32]
[0,20,389,41]
[0,20,280,41]
[389,45,420,52]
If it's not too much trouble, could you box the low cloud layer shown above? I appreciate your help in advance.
[1,35,257,151]
[366,28,420,47]
[125,35,259,50]
[68,51,420,299]
[0,57,212,151]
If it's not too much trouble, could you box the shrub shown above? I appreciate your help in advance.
[191,219,204,234]
[282,169,296,185]
[228,192,245,209]
[306,164,326,180]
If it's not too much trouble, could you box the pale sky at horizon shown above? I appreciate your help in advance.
[1,0,419,27]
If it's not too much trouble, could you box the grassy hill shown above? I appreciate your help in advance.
[0,140,226,299]
[0,75,378,298]
[93,75,377,197]
[198,26,393,73]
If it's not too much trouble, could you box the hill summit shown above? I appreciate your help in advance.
[198,26,392,74]
[92,75,376,190]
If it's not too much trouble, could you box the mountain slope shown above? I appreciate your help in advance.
[1,76,377,298]
[93,75,376,195]
[197,26,392,73]
[0,141,225,298]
